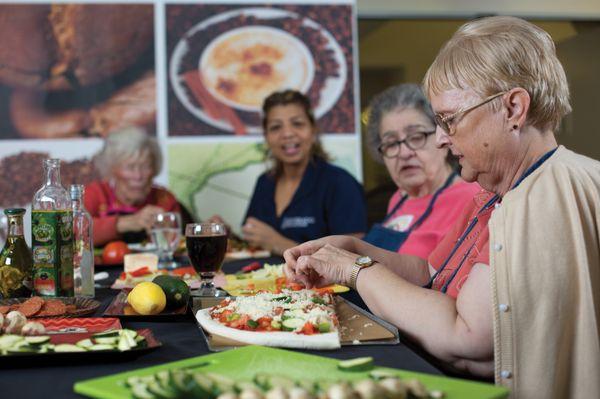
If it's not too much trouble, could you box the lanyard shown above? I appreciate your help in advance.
[384,171,457,233]
[424,147,558,293]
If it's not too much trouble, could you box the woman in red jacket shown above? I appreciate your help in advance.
[85,127,180,246]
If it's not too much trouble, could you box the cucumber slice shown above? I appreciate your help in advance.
[118,336,132,352]
[92,329,121,338]
[267,375,295,389]
[0,335,23,348]
[317,322,331,333]
[54,344,87,353]
[7,344,38,353]
[120,329,139,347]
[130,384,156,399]
[126,375,157,387]
[76,338,94,348]
[369,369,398,380]
[206,372,235,394]
[94,337,119,345]
[190,374,214,397]
[146,381,177,399]
[338,357,374,372]
[24,336,51,345]
[169,370,194,394]
[282,318,305,331]
[270,320,282,330]
[89,344,115,351]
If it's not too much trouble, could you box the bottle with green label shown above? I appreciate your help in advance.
[31,158,74,297]
[0,208,33,298]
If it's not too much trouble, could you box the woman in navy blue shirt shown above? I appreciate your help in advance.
[243,90,367,255]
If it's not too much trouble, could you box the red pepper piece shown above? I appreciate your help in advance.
[129,266,151,277]
[241,261,262,273]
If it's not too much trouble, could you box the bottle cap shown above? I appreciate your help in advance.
[4,208,26,216]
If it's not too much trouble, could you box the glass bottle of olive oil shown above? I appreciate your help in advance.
[31,159,74,297]
[0,208,33,298]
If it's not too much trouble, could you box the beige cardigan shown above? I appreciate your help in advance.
[489,146,600,398]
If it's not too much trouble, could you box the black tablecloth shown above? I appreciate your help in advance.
[1,257,442,398]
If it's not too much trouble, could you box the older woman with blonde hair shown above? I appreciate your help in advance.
[284,16,600,399]
[85,126,181,245]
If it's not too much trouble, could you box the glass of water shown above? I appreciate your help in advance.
[151,212,182,270]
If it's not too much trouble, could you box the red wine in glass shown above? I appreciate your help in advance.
[187,235,227,274]
[185,223,228,296]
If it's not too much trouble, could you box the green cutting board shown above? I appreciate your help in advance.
[74,345,508,399]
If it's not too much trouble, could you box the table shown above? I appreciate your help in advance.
[0,258,442,398]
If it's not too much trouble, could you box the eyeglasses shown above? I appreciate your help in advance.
[377,130,435,158]
[434,91,506,135]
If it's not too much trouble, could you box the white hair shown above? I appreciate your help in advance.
[93,126,162,179]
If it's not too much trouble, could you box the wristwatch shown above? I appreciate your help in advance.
[349,256,375,290]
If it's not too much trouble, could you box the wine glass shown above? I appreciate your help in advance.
[151,212,182,270]
[185,222,228,297]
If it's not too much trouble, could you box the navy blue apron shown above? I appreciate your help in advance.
[424,148,557,293]
[363,172,457,252]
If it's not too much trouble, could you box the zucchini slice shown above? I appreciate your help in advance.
[338,357,374,372]
[281,318,305,331]
[24,336,51,345]
[54,344,87,353]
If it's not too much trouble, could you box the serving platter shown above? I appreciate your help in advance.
[74,345,509,399]
[0,328,160,361]
[0,296,100,318]
[103,289,189,318]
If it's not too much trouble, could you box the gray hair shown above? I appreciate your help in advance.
[94,126,162,179]
[366,84,435,163]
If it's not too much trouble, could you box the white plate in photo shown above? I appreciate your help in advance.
[169,7,347,134]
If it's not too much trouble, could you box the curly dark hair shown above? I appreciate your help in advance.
[261,90,329,177]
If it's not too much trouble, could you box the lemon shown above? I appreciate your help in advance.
[127,282,166,315]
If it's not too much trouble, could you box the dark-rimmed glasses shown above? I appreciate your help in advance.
[434,91,506,135]
[377,130,435,158]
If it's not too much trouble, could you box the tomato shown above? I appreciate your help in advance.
[102,241,131,265]
[301,322,316,335]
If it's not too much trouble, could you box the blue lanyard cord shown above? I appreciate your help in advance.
[383,171,458,231]
[423,147,558,292]
[422,194,498,290]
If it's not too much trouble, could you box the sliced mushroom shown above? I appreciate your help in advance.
[21,321,46,336]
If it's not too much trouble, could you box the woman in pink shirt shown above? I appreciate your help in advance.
[364,84,480,259]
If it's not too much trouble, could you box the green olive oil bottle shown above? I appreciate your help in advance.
[0,208,33,298]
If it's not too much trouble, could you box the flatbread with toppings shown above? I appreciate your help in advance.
[195,289,340,349]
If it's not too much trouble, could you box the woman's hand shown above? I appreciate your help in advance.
[282,235,357,267]
[242,217,296,255]
[284,243,357,288]
[116,205,163,233]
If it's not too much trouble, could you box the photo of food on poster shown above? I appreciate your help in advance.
[0,3,157,222]
[0,3,156,141]
[166,2,356,135]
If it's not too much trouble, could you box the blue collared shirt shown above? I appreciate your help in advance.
[244,158,368,243]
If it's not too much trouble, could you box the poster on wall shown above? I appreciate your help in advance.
[168,136,360,235]
[0,0,360,244]
[0,3,156,210]
[165,0,360,231]
[166,1,356,136]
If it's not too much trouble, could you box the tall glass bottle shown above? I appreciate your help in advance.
[31,159,74,297]
[71,185,94,298]
[0,208,33,298]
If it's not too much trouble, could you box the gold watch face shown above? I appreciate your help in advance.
[355,256,374,268]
